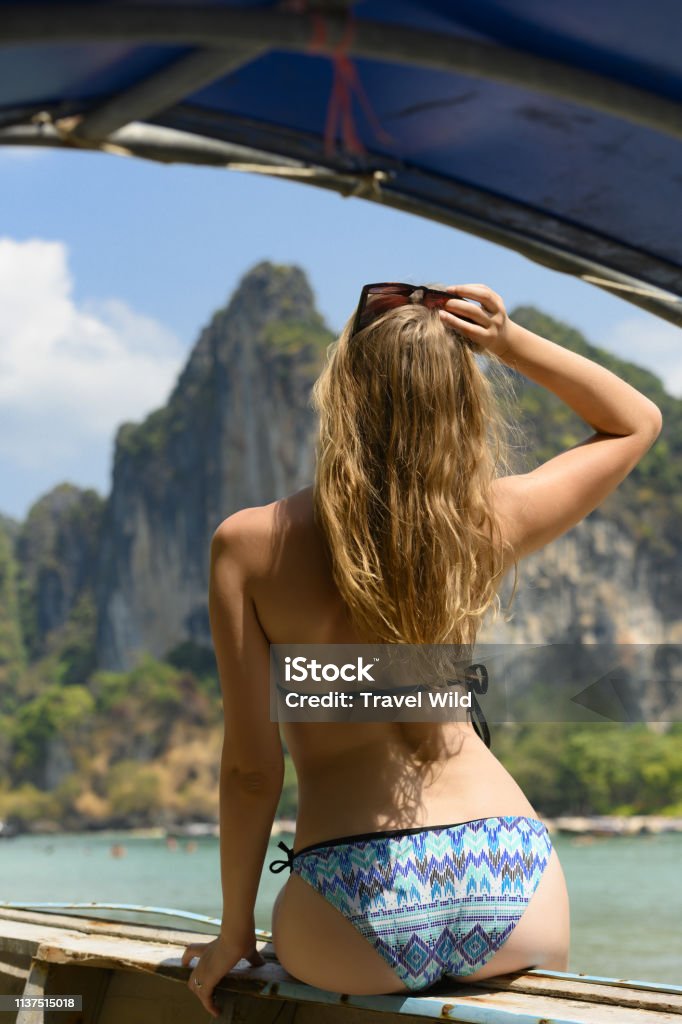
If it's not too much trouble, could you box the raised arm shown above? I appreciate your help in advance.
[182,509,283,1017]
[439,284,663,564]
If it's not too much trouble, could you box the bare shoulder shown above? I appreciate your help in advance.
[211,485,315,578]
[211,504,275,580]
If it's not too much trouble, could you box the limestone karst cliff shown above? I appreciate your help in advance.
[93,261,333,670]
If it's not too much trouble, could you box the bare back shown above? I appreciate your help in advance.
[249,483,537,851]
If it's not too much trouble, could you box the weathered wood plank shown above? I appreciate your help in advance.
[0,958,27,983]
[520,969,682,997]
[16,958,49,1024]
[477,970,682,1013]
[0,906,218,948]
[0,917,192,978]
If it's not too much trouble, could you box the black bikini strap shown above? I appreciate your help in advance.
[465,663,491,749]
[269,839,295,874]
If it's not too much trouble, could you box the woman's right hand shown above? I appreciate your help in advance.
[439,283,512,359]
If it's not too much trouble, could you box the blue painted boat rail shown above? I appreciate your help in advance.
[518,968,682,997]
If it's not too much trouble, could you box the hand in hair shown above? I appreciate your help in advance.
[438,284,511,359]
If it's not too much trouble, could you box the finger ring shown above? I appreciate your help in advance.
[194,977,203,988]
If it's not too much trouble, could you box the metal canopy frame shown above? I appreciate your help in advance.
[2,4,682,326]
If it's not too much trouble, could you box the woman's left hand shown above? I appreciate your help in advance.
[182,931,265,1019]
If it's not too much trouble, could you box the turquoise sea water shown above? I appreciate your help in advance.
[1,830,680,986]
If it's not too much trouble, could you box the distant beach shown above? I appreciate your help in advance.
[547,815,682,836]
[5,814,682,840]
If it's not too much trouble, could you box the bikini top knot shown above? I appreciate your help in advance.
[465,663,491,749]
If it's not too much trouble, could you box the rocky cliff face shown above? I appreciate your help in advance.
[95,261,333,669]
[478,513,682,727]
[485,514,680,647]
[14,485,103,662]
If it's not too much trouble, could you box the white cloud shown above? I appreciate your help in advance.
[600,315,682,396]
[0,237,185,471]
[0,146,50,162]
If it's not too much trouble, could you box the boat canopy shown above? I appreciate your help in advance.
[1,1,682,325]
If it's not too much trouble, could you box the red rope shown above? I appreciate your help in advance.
[298,6,392,158]
[326,20,363,156]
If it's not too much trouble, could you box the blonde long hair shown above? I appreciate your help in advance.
[311,299,523,649]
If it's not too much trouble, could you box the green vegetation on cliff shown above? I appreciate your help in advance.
[0,519,25,714]
[14,484,103,670]
[0,652,224,831]
[494,722,682,816]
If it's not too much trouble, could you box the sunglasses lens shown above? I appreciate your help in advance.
[422,290,451,309]
[360,290,410,329]
[366,285,412,295]
[353,283,453,336]
[355,285,412,333]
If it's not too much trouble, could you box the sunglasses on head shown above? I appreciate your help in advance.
[350,282,457,337]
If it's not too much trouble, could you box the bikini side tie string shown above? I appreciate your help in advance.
[269,839,295,874]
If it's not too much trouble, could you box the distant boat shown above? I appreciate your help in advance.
[1,906,680,1024]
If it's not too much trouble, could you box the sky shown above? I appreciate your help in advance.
[1,143,681,524]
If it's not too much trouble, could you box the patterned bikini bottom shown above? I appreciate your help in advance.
[270,815,553,992]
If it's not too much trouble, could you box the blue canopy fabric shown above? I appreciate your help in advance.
[1,1,682,325]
